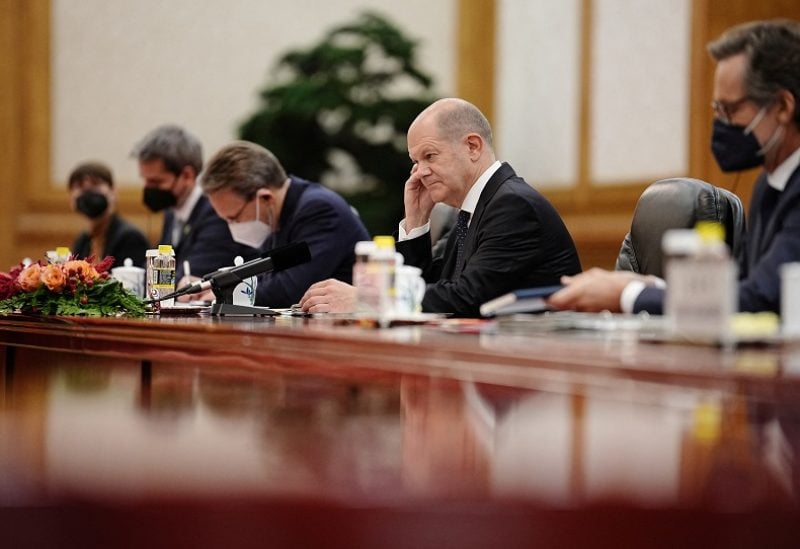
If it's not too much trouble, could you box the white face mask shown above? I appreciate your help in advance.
[227,196,272,249]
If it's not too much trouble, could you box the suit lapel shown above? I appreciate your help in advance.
[160,211,174,246]
[756,164,800,260]
[445,163,514,279]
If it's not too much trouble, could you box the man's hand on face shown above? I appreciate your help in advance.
[403,164,435,231]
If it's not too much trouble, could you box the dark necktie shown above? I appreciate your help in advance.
[453,210,471,277]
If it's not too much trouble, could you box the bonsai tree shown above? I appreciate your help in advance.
[239,12,437,235]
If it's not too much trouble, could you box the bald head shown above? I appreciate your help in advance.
[411,98,494,150]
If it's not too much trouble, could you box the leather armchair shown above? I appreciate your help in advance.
[615,178,745,278]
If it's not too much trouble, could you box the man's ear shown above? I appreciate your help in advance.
[256,188,273,204]
[465,133,483,160]
[180,165,197,181]
[777,89,796,125]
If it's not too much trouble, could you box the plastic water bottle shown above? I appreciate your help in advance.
[664,222,736,342]
[146,244,176,309]
[46,247,72,264]
[354,236,396,325]
[371,236,396,325]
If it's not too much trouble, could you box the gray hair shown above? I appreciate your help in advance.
[201,141,288,198]
[708,19,800,125]
[131,124,203,176]
[432,98,494,149]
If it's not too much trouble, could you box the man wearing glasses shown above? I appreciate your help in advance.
[548,19,800,315]
[187,141,370,308]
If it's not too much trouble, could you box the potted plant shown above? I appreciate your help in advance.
[239,12,437,235]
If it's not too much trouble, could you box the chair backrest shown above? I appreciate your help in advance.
[615,177,746,278]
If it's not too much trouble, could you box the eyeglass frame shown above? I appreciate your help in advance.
[711,95,752,124]
[226,191,259,223]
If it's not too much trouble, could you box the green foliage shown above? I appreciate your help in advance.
[0,279,146,317]
[239,11,437,235]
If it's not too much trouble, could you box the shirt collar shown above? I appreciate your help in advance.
[174,183,203,223]
[767,146,800,191]
[460,160,502,217]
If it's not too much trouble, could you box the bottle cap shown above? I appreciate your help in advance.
[695,221,725,244]
[56,247,71,257]
[373,235,395,249]
[158,244,174,255]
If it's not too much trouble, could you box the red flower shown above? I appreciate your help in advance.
[0,272,18,299]
[94,256,115,274]
[8,263,24,280]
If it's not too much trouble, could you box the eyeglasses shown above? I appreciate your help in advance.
[711,95,751,124]
[227,196,253,223]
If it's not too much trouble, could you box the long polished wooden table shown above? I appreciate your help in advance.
[2,312,800,547]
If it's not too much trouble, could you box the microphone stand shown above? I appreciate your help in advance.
[209,278,278,317]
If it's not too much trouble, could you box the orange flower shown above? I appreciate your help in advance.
[17,263,42,292]
[63,260,98,283]
[41,263,66,292]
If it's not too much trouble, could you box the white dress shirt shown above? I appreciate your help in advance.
[399,160,502,241]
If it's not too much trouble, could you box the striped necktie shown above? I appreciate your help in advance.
[453,210,471,277]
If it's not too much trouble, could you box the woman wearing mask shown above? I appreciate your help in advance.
[69,162,150,268]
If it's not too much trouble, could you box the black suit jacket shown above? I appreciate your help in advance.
[635,161,800,314]
[397,162,582,317]
[161,194,259,280]
[72,214,150,268]
[254,176,370,308]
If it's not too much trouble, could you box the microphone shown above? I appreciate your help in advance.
[147,241,311,303]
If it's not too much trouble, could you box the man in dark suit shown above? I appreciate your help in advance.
[132,125,258,281]
[300,98,581,317]
[68,162,149,267]
[185,141,370,308]
[548,19,800,316]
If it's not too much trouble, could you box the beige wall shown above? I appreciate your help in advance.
[52,0,457,188]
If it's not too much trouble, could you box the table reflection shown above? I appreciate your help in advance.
[1,346,799,511]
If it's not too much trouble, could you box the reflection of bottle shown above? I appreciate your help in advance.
[146,245,176,309]
[664,222,736,342]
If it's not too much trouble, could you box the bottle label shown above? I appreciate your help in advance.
[665,256,737,341]
[146,251,176,308]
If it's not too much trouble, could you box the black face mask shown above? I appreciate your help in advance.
[143,187,177,212]
[76,190,109,219]
[710,118,765,172]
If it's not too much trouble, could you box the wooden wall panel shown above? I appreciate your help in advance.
[0,0,23,267]
[457,0,496,124]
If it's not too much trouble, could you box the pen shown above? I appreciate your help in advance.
[183,260,191,278]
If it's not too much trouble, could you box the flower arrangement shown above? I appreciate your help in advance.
[0,256,146,317]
